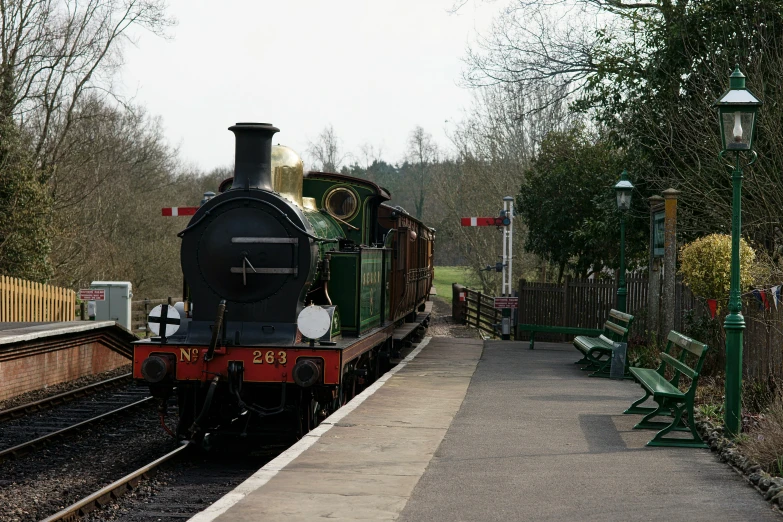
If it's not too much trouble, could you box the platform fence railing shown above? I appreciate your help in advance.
[0,275,76,322]
[451,284,512,339]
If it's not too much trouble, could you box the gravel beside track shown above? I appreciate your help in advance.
[427,296,480,339]
[0,382,150,453]
[0,400,177,522]
[82,450,276,522]
[0,364,133,411]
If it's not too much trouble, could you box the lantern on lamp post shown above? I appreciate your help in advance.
[714,65,762,438]
[614,170,634,313]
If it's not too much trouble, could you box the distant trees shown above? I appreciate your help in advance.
[307,124,347,173]
[0,0,173,282]
[48,100,179,291]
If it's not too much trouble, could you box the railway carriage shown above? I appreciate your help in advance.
[132,122,434,441]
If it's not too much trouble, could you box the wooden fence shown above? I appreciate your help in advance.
[132,297,182,336]
[452,284,508,339]
[515,275,783,381]
[0,275,76,322]
[516,276,701,341]
[724,299,783,381]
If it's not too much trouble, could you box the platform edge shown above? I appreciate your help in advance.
[187,336,433,522]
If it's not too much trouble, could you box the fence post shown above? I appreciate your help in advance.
[662,188,680,340]
[144,298,151,338]
[518,279,526,323]
[477,291,482,331]
[452,284,465,323]
[562,275,571,330]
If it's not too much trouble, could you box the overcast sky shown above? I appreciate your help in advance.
[119,0,496,172]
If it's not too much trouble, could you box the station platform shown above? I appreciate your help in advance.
[0,321,134,402]
[190,339,780,521]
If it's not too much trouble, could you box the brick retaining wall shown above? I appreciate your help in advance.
[0,340,128,402]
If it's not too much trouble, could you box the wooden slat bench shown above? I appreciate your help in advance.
[624,330,709,448]
[572,309,634,378]
[517,325,603,350]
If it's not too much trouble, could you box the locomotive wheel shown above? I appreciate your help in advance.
[372,349,381,380]
[299,393,319,436]
[342,378,356,404]
[176,386,197,439]
[310,400,321,429]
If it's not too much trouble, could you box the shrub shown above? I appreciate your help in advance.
[680,234,755,303]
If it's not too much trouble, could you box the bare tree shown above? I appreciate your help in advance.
[359,142,383,171]
[457,0,667,113]
[47,99,180,292]
[307,124,347,172]
[404,125,438,220]
[1,0,174,166]
[428,82,576,290]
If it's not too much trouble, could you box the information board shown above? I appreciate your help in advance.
[79,289,105,301]
[493,297,518,309]
[653,211,665,257]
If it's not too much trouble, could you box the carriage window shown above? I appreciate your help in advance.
[324,188,358,220]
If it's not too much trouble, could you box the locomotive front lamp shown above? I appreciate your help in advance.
[614,170,634,211]
[613,170,633,313]
[715,66,762,152]
[714,65,763,439]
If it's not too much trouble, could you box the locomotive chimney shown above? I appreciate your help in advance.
[228,122,280,190]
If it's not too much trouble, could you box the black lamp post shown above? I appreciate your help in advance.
[614,170,634,313]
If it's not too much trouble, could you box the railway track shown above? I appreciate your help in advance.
[0,379,152,462]
[41,442,191,522]
[0,373,132,422]
[40,442,279,522]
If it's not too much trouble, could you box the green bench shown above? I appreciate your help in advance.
[624,330,709,448]
[572,309,634,378]
[517,325,603,350]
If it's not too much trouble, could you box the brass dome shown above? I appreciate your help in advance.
[271,145,304,207]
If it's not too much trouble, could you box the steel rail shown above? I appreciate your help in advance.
[0,372,133,422]
[0,396,153,462]
[40,442,191,522]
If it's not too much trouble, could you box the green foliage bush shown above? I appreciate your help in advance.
[517,124,647,280]
[0,123,52,282]
[680,234,755,301]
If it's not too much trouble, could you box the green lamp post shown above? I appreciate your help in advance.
[714,65,762,437]
[614,170,634,313]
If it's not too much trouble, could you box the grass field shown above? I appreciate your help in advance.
[433,266,480,302]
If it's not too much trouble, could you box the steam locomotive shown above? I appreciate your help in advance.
[132,122,434,441]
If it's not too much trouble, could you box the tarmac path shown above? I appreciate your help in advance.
[398,340,780,521]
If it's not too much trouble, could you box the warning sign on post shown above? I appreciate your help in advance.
[493,297,518,309]
[79,289,105,301]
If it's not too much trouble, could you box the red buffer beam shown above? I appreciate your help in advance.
[162,207,198,217]
[461,217,503,227]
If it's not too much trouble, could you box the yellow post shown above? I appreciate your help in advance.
[46,283,51,321]
[25,279,30,321]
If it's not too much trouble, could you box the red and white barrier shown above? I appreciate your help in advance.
[162,207,198,217]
